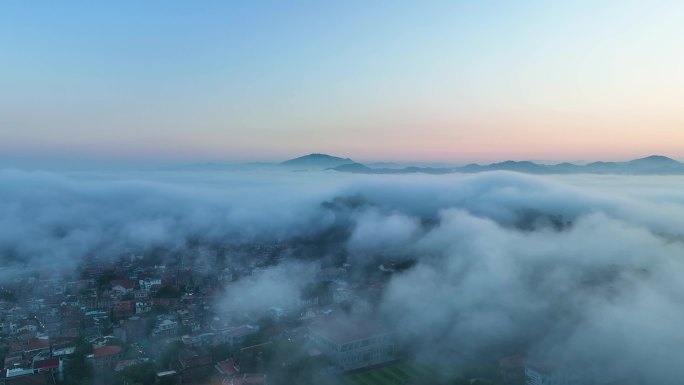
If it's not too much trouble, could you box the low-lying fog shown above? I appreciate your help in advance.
[2,169,684,382]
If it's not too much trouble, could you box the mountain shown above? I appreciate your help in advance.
[573,155,684,174]
[332,162,375,173]
[629,155,681,166]
[280,153,356,170]
[365,162,403,169]
[158,154,684,175]
[548,162,583,173]
[332,155,684,176]
[482,160,551,174]
[625,155,684,173]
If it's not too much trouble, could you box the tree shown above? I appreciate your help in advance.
[0,288,17,302]
[208,343,234,362]
[117,362,156,385]
[62,337,93,385]
[300,281,332,303]
[151,304,169,315]
[121,293,134,301]
[177,324,192,336]
[153,285,182,299]
[96,270,122,287]
[157,341,185,370]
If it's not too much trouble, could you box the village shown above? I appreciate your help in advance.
[0,241,410,385]
[0,242,614,385]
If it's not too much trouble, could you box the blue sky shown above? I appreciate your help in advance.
[1,1,683,167]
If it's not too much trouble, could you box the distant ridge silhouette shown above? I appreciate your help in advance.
[329,155,684,175]
[159,154,684,175]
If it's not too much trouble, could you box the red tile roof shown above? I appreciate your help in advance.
[34,358,59,370]
[215,359,239,376]
[93,345,122,358]
[113,301,134,311]
[11,338,50,353]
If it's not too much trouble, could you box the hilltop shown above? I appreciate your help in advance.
[280,153,356,170]
[331,155,684,175]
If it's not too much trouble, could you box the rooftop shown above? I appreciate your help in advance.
[225,325,257,337]
[111,279,135,289]
[231,374,267,385]
[34,358,59,370]
[93,345,122,358]
[215,359,240,376]
[308,316,388,345]
[10,338,50,353]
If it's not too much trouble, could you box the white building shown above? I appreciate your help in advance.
[214,325,259,346]
[139,278,162,291]
[333,288,352,304]
[308,316,395,371]
[135,302,152,314]
[153,319,178,338]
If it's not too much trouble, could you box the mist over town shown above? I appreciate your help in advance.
[2,162,684,384]
[3,1,684,384]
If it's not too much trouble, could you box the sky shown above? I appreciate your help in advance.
[1,0,683,167]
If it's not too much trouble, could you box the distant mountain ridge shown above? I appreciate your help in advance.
[331,155,684,175]
[158,154,684,175]
[280,153,355,170]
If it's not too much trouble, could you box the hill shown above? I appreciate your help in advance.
[332,155,684,175]
[280,153,356,170]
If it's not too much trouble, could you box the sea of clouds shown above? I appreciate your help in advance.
[2,168,684,382]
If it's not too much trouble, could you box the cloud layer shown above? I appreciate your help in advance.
[2,168,684,382]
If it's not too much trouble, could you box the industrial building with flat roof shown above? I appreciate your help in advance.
[308,316,396,371]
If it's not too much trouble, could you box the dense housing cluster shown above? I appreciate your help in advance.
[0,241,639,385]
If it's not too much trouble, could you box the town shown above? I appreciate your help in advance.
[0,241,635,385]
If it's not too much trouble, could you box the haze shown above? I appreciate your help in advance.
[2,2,684,385]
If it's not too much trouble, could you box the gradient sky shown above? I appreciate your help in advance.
[1,0,683,166]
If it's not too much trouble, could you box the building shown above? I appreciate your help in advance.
[524,361,596,385]
[153,319,178,338]
[110,279,136,295]
[215,358,240,378]
[92,345,123,370]
[9,338,50,361]
[16,319,40,335]
[139,278,162,291]
[135,301,152,314]
[301,306,335,320]
[501,356,600,385]
[218,268,233,282]
[173,347,212,384]
[213,325,259,346]
[215,358,268,385]
[114,316,147,343]
[500,355,525,385]
[0,371,56,385]
[229,374,268,385]
[111,300,135,321]
[133,290,149,300]
[333,288,352,304]
[181,333,215,348]
[33,358,59,374]
[308,316,395,371]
